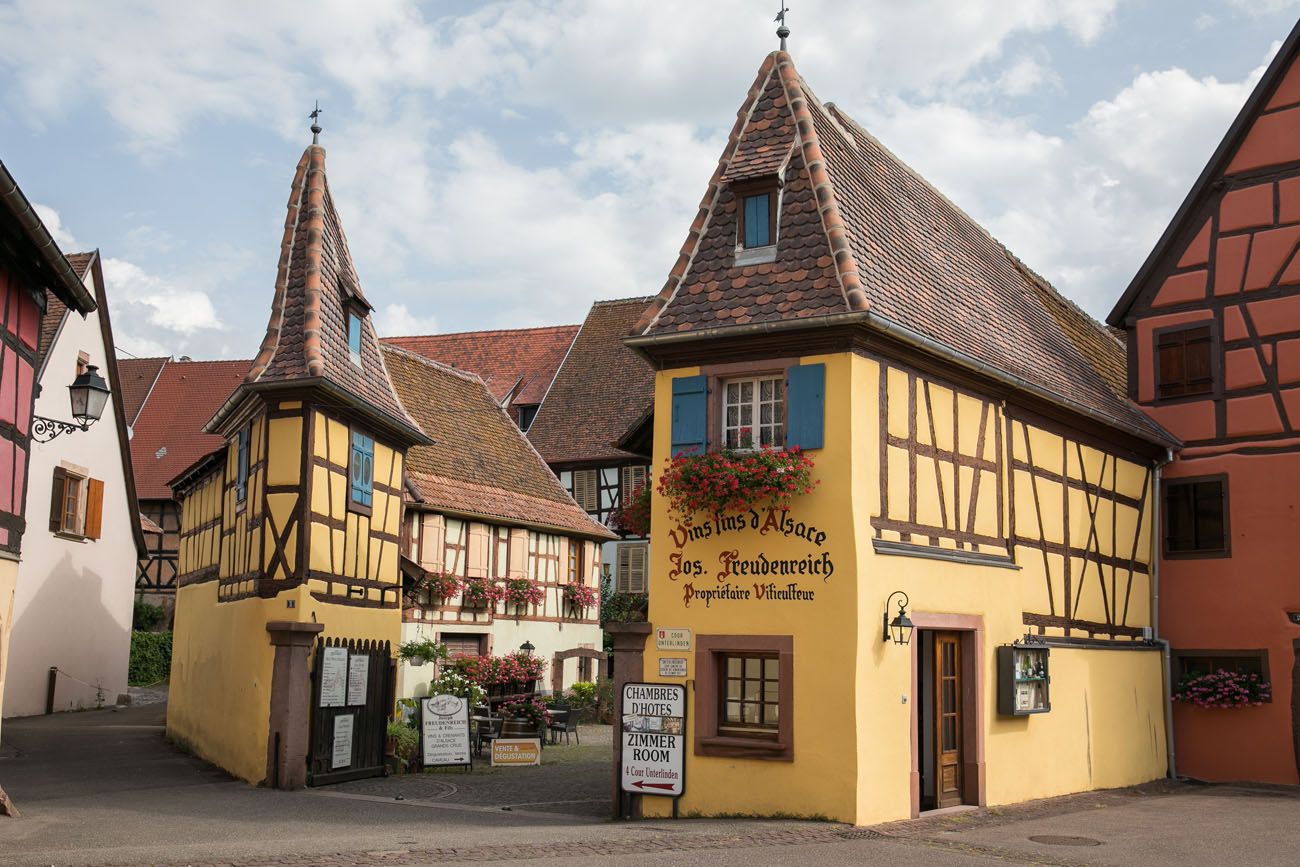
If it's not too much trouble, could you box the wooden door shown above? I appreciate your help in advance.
[1292,640,1300,783]
[934,632,963,808]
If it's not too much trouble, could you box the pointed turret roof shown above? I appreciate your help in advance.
[631,51,1173,448]
[208,143,426,444]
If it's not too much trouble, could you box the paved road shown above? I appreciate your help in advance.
[1,702,1297,866]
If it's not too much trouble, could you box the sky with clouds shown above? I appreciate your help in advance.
[2,0,1298,361]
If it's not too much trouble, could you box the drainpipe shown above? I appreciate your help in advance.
[1153,447,1177,780]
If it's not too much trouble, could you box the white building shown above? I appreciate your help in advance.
[4,250,143,716]
[381,345,615,699]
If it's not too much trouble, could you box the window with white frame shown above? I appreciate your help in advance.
[49,466,104,540]
[723,375,785,449]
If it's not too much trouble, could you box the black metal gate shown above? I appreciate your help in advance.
[307,636,395,786]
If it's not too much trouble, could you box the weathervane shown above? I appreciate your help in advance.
[775,1,790,51]
[309,101,323,144]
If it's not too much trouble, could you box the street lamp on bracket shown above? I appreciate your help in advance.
[882,590,915,646]
[31,364,111,443]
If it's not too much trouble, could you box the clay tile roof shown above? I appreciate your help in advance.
[381,324,579,407]
[130,359,250,500]
[117,356,169,426]
[635,51,1170,446]
[35,252,95,370]
[139,512,164,535]
[381,344,614,540]
[230,143,422,442]
[527,297,657,465]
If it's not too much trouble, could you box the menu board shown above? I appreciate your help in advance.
[421,694,471,768]
[346,654,369,706]
[331,713,354,769]
[319,646,348,708]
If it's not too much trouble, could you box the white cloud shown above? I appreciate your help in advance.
[374,303,439,338]
[32,203,78,251]
[102,257,223,334]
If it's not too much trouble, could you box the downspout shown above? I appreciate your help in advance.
[1153,447,1177,780]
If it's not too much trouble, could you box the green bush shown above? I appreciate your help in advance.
[128,631,172,686]
[386,720,419,758]
[601,592,648,625]
[132,600,166,631]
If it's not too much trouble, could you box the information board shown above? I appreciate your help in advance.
[331,713,354,769]
[346,654,369,706]
[658,657,687,678]
[491,739,541,766]
[420,694,471,768]
[655,628,692,651]
[620,682,686,797]
[319,646,348,708]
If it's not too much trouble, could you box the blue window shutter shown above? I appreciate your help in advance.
[351,432,374,507]
[744,194,770,247]
[670,375,708,457]
[786,363,825,450]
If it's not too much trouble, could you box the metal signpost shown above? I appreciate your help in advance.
[420,694,472,771]
[620,682,686,815]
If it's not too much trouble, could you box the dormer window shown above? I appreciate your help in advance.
[347,311,363,367]
[734,179,779,266]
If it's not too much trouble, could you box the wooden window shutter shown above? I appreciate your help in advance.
[84,478,104,540]
[572,469,598,512]
[786,363,825,450]
[670,375,708,456]
[621,465,647,502]
[49,467,67,532]
[617,543,647,594]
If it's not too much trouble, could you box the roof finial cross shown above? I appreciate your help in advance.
[775,1,790,51]
[309,101,323,144]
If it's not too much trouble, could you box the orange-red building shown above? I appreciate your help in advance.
[1110,19,1300,784]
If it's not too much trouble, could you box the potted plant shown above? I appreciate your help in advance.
[1173,669,1272,708]
[610,478,650,537]
[500,697,551,738]
[426,669,487,708]
[398,637,447,667]
[658,443,817,522]
[561,582,599,617]
[460,576,502,610]
[502,577,545,614]
[385,720,419,770]
[417,571,461,606]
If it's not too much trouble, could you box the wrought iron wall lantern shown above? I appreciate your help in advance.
[32,365,111,443]
[519,641,536,656]
[883,590,914,646]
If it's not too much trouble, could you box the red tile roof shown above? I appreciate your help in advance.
[35,253,94,370]
[130,359,250,500]
[117,357,169,426]
[634,51,1170,446]
[527,298,657,465]
[224,144,422,443]
[381,324,578,407]
[382,344,613,540]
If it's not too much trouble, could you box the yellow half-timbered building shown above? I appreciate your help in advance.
[167,132,429,786]
[624,48,1180,824]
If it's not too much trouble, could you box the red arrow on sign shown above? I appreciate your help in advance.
[631,780,677,791]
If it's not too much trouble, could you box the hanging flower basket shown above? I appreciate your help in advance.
[1173,669,1271,708]
[562,582,599,615]
[502,578,545,612]
[460,577,502,610]
[414,571,460,606]
[658,444,817,521]
[610,479,651,536]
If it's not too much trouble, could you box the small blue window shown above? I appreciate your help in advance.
[350,431,374,508]
[348,313,363,367]
[743,193,771,248]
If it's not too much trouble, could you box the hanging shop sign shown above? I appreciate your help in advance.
[664,506,837,609]
[319,646,348,707]
[620,682,686,797]
[491,739,541,766]
[420,694,472,769]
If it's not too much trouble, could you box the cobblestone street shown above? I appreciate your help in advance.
[3,704,1298,866]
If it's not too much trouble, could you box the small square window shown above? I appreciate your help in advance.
[1165,476,1228,556]
[695,635,793,761]
[722,375,785,448]
[348,312,364,367]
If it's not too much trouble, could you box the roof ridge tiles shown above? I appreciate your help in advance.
[378,342,489,387]
[383,323,580,341]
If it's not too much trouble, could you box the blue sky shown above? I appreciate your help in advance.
[1,0,1298,361]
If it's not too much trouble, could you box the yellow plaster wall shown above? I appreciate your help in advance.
[640,352,1165,825]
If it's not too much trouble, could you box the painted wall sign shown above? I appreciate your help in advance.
[420,694,471,768]
[621,682,686,797]
[331,713,354,769]
[319,646,348,707]
[656,628,692,651]
[491,738,541,766]
[665,506,836,609]
[658,657,688,678]
[346,653,369,706]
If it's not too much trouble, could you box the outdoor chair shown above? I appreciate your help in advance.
[475,715,502,757]
[547,705,580,745]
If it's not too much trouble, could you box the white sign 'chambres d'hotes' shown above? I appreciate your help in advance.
[620,682,686,797]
